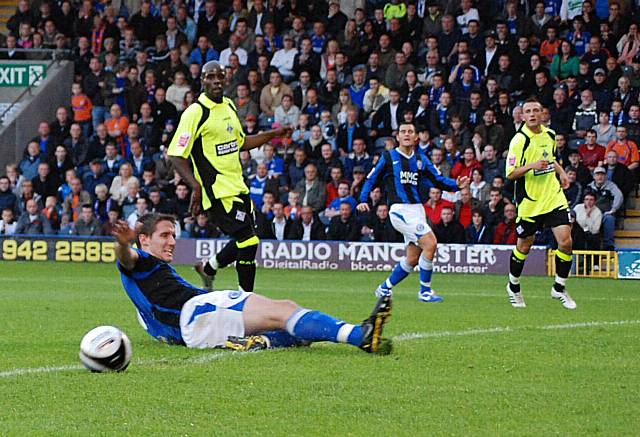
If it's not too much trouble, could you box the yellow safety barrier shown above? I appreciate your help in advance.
[547,250,618,279]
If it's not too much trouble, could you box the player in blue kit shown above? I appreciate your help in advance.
[113,213,392,353]
[357,122,469,302]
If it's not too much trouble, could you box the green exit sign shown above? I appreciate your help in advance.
[0,64,47,87]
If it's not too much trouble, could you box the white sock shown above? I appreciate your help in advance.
[208,256,219,271]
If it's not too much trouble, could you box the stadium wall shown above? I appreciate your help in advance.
[0,60,74,171]
[0,236,549,276]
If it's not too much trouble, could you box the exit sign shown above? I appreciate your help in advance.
[0,64,47,87]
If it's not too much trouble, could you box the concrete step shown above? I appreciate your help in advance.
[615,230,640,238]
[616,238,640,248]
[623,217,640,230]
[626,209,640,217]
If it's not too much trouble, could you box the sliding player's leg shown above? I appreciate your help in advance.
[239,293,392,354]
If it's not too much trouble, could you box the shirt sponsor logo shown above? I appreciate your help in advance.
[216,140,239,156]
[178,133,191,148]
[400,170,418,185]
[533,163,555,176]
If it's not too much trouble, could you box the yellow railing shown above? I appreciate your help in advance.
[547,250,618,279]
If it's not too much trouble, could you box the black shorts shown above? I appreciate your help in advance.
[515,207,571,239]
[207,194,257,242]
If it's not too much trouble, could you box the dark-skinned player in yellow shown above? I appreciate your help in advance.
[505,97,577,310]
[168,61,292,293]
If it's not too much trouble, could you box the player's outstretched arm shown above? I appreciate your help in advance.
[243,126,294,150]
[113,220,140,271]
[507,159,548,180]
[169,156,203,216]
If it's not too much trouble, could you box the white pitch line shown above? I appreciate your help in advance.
[2,320,639,379]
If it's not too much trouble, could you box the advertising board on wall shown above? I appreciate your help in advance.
[0,236,548,275]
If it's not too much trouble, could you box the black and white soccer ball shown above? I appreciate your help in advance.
[79,326,133,373]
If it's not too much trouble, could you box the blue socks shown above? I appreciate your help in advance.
[261,330,306,348]
[380,257,413,290]
[285,309,364,346]
[419,254,434,294]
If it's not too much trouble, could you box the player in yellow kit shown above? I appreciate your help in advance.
[505,98,576,310]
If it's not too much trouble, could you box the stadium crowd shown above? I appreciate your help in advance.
[0,0,638,250]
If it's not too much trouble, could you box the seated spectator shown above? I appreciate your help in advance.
[83,159,112,197]
[166,71,191,112]
[350,166,367,201]
[121,178,143,219]
[592,111,616,146]
[126,197,149,228]
[327,202,361,241]
[433,206,465,244]
[101,205,121,236]
[566,151,592,187]
[127,141,152,178]
[318,146,343,184]
[15,199,53,235]
[109,162,136,204]
[451,146,482,179]
[606,125,640,174]
[274,94,300,128]
[240,149,258,181]
[604,150,635,201]
[493,203,517,245]
[0,208,17,235]
[318,110,337,149]
[93,184,114,223]
[189,212,219,239]
[249,163,279,211]
[73,204,102,236]
[454,187,480,228]
[287,205,326,240]
[563,167,583,209]
[469,168,491,202]
[48,145,75,186]
[429,148,452,178]
[259,191,276,221]
[19,141,42,181]
[573,192,602,250]
[336,107,368,156]
[284,190,302,221]
[5,164,24,197]
[62,177,92,223]
[287,148,309,189]
[482,187,506,231]
[465,209,492,244]
[263,202,292,240]
[578,129,606,171]
[104,104,129,151]
[572,89,598,144]
[322,181,357,224]
[361,203,403,243]
[0,176,17,214]
[295,163,326,212]
[343,138,373,178]
[303,125,325,160]
[102,142,124,179]
[424,187,454,225]
[587,167,624,250]
[32,162,58,200]
[42,196,61,231]
[17,180,41,216]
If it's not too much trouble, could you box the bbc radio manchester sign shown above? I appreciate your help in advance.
[0,63,47,87]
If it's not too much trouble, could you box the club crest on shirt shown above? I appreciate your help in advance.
[542,150,549,159]
[235,210,246,222]
[177,133,191,148]
[416,223,425,232]
[417,160,423,170]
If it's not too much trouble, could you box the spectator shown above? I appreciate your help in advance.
[493,203,517,245]
[274,94,300,128]
[73,204,102,236]
[434,206,465,244]
[322,180,357,224]
[165,71,191,111]
[62,177,92,223]
[288,205,326,240]
[451,147,482,180]
[126,141,152,178]
[474,108,505,156]
[15,199,53,235]
[83,159,112,196]
[121,178,143,219]
[549,88,574,136]
[19,141,42,181]
[587,167,624,251]
[189,212,219,238]
[17,180,41,216]
[606,125,640,173]
[327,202,360,241]
[0,176,17,214]
[109,162,136,204]
[430,148,452,178]
[93,183,114,223]
[465,209,492,244]
[240,149,258,181]
[263,201,292,241]
[482,187,505,231]
[593,111,616,146]
[343,138,373,177]
[604,150,635,200]
[573,192,602,250]
[32,162,58,200]
[566,150,593,187]
[249,163,279,210]
[578,129,606,171]
[259,69,292,122]
[0,208,17,235]
[424,187,453,226]
[287,148,308,188]
[126,197,150,228]
[563,167,583,209]
[454,187,480,228]
[572,89,598,142]
[295,163,326,213]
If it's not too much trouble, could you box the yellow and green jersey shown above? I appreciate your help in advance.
[168,94,248,211]
[505,124,568,218]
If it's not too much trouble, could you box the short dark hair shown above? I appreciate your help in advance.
[138,213,176,236]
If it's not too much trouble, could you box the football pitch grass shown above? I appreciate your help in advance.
[1,262,639,436]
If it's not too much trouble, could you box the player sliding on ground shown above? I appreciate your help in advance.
[505,97,576,309]
[113,213,392,353]
[357,122,469,302]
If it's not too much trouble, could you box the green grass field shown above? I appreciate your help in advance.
[1,261,639,436]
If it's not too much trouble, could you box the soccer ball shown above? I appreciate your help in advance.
[79,326,133,373]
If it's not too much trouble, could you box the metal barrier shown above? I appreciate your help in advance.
[547,250,618,279]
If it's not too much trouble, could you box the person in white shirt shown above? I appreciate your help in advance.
[456,0,479,35]
[127,197,149,228]
[270,35,298,81]
[166,71,192,112]
[0,208,17,235]
[274,94,300,127]
[219,33,248,66]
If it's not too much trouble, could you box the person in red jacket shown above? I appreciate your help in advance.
[493,203,518,245]
[451,146,482,179]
